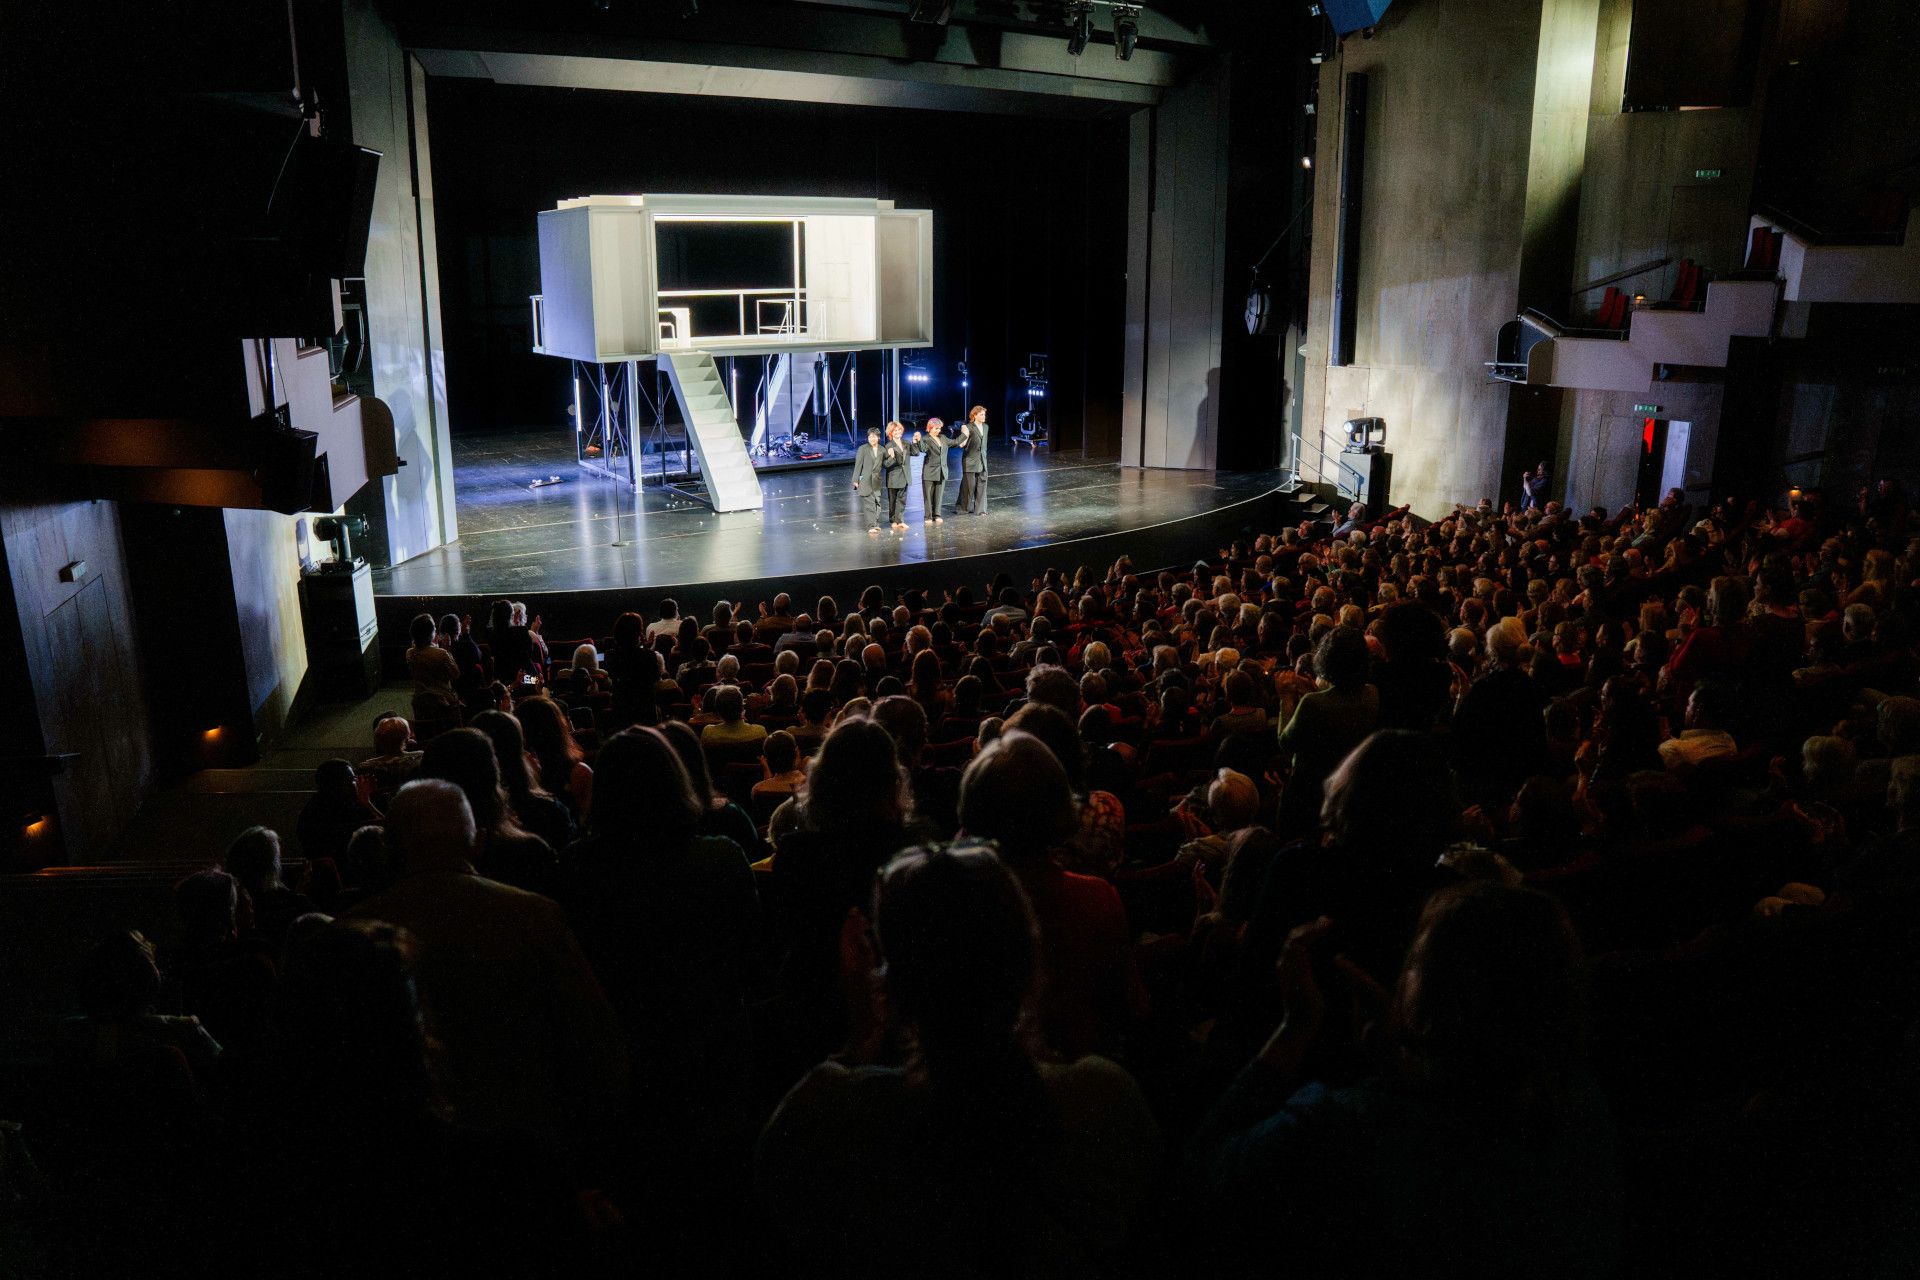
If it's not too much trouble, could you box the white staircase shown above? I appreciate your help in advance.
[660,351,764,513]
[750,351,823,453]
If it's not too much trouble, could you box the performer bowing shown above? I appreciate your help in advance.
[852,425,887,534]
[955,404,989,515]
[911,417,951,525]
[881,420,912,532]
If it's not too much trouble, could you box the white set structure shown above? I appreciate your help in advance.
[530,193,934,513]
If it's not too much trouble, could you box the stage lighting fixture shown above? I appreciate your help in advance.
[1112,4,1141,59]
[1300,155,1313,169]
[1066,0,1094,55]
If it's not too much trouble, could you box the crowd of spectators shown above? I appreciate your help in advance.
[15,479,1920,1276]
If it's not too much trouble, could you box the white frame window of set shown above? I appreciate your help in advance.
[530,194,934,363]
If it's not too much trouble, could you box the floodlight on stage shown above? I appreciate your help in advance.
[1066,1,1094,55]
[1112,4,1141,59]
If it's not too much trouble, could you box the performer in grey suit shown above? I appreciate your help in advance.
[881,420,912,531]
[911,417,951,524]
[852,426,887,533]
[954,404,989,515]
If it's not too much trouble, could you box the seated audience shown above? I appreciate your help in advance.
[758,842,1158,1277]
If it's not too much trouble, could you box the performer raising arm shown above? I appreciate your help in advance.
[882,420,912,532]
[852,426,886,535]
[911,417,951,525]
[955,404,989,515]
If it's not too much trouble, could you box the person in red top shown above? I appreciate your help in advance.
[957,730,1146,1059]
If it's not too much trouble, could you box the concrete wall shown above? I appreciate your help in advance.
[222,509,309,746]
[1562,381,1724,515]
[345,0,456,563]
[1300,0,1547,517]
[0,497,153,863]
[1120,63,1230,470]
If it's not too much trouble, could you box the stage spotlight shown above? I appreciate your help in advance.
[1112,3,1141,59]
[1066,0,1094,55]
[1300,154,1313,169]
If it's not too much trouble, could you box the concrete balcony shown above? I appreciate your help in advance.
[1491,278,1779,395]
[1754,207,1920,306]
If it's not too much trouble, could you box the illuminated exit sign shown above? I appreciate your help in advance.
[1693,168,1722,180]
[1633,403,1662,414]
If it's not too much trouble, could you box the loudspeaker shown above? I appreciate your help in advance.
[250,410,322,515]
[269,133,382,279]
[1330,73,1368,367]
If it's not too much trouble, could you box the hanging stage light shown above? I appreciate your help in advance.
[1066,1,1095,55]
[1111,4,1141,60]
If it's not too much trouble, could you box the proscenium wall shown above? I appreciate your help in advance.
[1300,0,1548,517]
[344,0,456,566]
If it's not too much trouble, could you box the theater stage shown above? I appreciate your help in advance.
[372,428,1284,632]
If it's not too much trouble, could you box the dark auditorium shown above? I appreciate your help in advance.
[5,0,1920,1275]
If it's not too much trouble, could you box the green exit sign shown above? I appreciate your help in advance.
[1694,168,1722,180]
[1633,403,1662,414]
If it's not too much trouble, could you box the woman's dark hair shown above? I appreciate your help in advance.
[1379,601,1446,664]
[952,674,982,715]
[276,919,439,1122]
[802,716,909,835]
[829,659,865,707]
[875,842,1040,1077]
[437,613,461,640]
[660,719,725,811]
[612,611,645,649]
[589,726,702,847]
[910,648,943,698]
[1320,729,1458,865]
[1315,625,1370,692]
[409,613,436,648]
[1391,881,1587,1109]
[469,709,548,802]
[515,696,583,798]
[957,730,1077,864]
[1003,701,1089,798]
[78,930,161,1020]
[174,869,239,944]
[487,600,512,634]
[420,727,522,840]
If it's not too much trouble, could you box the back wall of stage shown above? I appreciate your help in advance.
[423,79,1130,462]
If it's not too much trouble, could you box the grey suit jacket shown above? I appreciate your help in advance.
[913,433,952,481]
[881,440,912,489]
[958,422,988,475]
[852,442,884,488]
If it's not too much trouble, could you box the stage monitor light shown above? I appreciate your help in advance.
[1112,3,1141,59]
[1066,0,1094,55]
[1342,416,1387,448]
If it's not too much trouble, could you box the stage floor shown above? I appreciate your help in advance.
[373,427,1282,597]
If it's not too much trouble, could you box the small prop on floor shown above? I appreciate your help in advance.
[528,475,564,490]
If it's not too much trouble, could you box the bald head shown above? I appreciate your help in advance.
[385,779,476,874]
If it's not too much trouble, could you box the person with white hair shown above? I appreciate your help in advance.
[510,601,549,668]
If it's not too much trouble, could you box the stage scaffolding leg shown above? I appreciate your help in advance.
[625,359,639,491]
